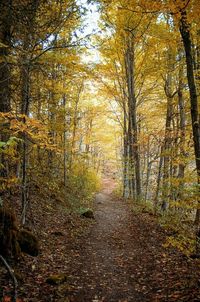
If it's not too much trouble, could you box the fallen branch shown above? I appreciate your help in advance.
[0,255,18,302]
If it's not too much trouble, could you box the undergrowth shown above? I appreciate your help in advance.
[159,211,196,256]
[29,161,100,213]
[131,199,196,256]
[65,162,100,210]
[131,199,154,215]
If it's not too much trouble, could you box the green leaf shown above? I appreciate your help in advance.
[0,141,6,148]
[7,136,22,146]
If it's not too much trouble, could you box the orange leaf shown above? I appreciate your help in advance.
[2,296,11,302]
[2,296,23,302]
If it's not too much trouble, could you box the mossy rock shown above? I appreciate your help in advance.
[80,209,94,219]
[46,274,68,285]
[17,229,39,256]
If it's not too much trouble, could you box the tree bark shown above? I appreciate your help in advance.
[162,89,173,210]
[63,94,67,187]
[20,64,30,225]
[0,0,12,183]
[127,109,135,198]
[125,34,141,200]
[179,11,200,225]
[155,146,164,211]
[0,0,11,113]
[123,101,129,198]
[70,84,83,168]
[19,1,38,224]
[177,52,186,199]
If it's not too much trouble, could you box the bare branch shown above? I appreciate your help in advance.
[0,255,18,302]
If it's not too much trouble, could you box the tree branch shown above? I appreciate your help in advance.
[0,254,18,302]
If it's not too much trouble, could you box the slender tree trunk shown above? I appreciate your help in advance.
[71,98,79,167]
[162,46,176,210]
[0,1,11,113]
[195,30,200,96]
[19,0,40,225]
[155,146,164,211]
[177,52,186,199]
[162,94,173,210]
[123,103,129,198]
[85,118,93,165]
[0,0,12,183]
[144,136,150,202]
[128,114,135,198]
[125,34,141,200]
[179,11,200,225]
[63,94,67,187]
[20,62,31,225]
[70,83,83,168]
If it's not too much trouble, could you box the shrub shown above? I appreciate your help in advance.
[65,161,100,210]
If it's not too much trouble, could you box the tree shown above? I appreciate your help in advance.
[179,8,200,225]
[0,0,11,113]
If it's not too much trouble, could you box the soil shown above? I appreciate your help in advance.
[0,179,200,302]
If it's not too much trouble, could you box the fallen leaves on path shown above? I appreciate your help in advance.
[0,179,200,301]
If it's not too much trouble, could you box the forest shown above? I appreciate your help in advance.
[0,0,200,301]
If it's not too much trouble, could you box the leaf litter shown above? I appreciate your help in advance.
[0,179,200,301]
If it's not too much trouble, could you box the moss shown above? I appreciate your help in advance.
[46,274,68,285]
[80,208,94,219]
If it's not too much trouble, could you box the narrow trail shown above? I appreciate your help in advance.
[2,179,199,301]
[63,179,200,302]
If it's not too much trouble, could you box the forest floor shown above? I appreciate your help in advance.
[1,179,200,302]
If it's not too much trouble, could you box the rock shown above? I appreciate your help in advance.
[17,229,39,256]
[46,274,68,285]
[81,209,94,219]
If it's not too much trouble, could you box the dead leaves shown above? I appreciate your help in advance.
[2,296,23,302]
[1,186,200,301]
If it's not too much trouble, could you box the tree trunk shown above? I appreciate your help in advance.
[144,136,150,202]
[123,103,129,198]
[177,52,186,199]
[161,45,176,211]
[179,11,200,225]
[128,112,135,198]
[0,0,11,114]
[162,94,173,210]
[0,0,12,183]
[125,34,141,200]
[63,94,67,187]
[155,146,164,211]
[20,62,31,226]
[19,0,40,225]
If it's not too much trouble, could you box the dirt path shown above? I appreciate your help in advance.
[2,179,199,302]
[61,179,200,302]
